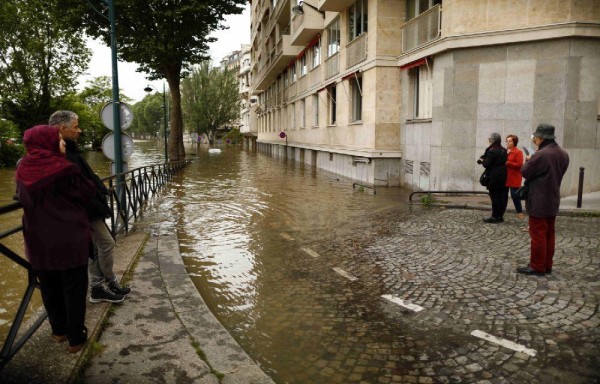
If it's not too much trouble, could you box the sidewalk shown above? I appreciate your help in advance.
[422,191,600,216]
[0,228,274,383]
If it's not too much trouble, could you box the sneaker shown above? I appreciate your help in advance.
[90,285,125,303]
[108,280,131,296]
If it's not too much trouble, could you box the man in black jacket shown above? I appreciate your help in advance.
[50,111,131,302]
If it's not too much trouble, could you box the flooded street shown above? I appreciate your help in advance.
[157,148,412,384]
[2,141,598,383]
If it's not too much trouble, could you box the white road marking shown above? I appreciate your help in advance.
[332,268,358,281]
[280,233,294,241]
[301,247,319,258]
[471,330,537,357]
[381,294,424,312]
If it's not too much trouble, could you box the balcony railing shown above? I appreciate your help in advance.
[402,4,441,52]
[346,33,367,68]
[324,52,339,80]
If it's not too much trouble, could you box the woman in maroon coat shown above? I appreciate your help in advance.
[16,125,96,353]
[505,135,525,218]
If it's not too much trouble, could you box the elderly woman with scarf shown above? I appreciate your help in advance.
[477,132,508,223]
[16,125,96,353]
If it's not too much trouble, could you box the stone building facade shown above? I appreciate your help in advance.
[250,0,600,194]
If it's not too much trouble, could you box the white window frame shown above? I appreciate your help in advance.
[299,55,307,77]
[327,18,340,57]
[312,39,321,69]
[327,85,337,125]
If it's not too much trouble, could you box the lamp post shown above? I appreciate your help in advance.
[144,83,168,163]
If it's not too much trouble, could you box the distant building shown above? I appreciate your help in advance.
[250,0,600,194]
[239,44,258,149]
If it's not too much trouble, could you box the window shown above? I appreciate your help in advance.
[407,0,442,20]
[312,39,321,69]
[350,75,363,122]
[409,64,432,119]
[327,18,340,57]
[327,85,337,125]
[300,99,305,127]
[312,94,319,126]
[299,55,307,77]
[349,0,368,41]
[290,103,296,129]
[283,71,288,88]
[290,65,297,83]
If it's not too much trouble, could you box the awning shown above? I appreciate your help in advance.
[400,57,427,70]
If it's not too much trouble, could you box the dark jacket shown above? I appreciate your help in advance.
[480,145,507,190]
[64,140,112,220]
[18,174,96,270]
[521,140,569,217]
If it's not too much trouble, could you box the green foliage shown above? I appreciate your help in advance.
[64,0,247,161]
[420,193,435,206]
[223,128,243,145]
[129,93,167,139]
[181,62,241,143]
[0,0,90,134]
[0,119,24,167]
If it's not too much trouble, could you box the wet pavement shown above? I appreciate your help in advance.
[1,192,599,384]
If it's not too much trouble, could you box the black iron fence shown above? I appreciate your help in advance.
[0,159,193,371]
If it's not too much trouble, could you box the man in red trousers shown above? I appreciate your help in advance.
[518,123,569,276]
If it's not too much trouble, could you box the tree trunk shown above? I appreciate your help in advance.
[165,64,185,162]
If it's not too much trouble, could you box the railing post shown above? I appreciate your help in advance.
[577,167,584,208]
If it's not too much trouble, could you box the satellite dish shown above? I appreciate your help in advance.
[100,102,134,131]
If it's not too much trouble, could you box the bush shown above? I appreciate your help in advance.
[0,143,24,167]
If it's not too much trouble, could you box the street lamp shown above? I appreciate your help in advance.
[291,1,325,17]
[144,82,169,163]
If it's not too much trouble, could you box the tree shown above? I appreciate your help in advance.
[0,0,90,134]
[181,61,240,145]
[129,94,166,139]
[69,0,246,161]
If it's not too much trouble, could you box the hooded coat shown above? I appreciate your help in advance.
[16,125,96,271]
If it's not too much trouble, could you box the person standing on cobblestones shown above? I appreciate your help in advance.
[505,134,525,219]
[49,111,131,303]
[478,132,508,223]
[517,123,569,276]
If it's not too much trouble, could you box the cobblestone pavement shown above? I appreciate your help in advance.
[246,208,599,384]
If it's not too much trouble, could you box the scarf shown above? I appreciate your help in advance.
[15,125,80,192]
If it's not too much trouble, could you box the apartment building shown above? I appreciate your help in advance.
[250,0,600,194]
[239,44,259,149]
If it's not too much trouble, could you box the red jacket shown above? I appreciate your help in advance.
[505,147,523,188]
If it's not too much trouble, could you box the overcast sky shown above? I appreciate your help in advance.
[78,5,250,103]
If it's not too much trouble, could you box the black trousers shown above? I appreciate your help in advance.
[489,186,509,219]
[36,265,88,346]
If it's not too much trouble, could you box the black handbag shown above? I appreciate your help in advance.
[516,183,528,200]
[479,172,490,187]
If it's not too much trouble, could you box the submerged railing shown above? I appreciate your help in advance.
[0,159,193,371]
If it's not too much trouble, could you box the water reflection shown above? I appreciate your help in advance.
[167,148,411,384]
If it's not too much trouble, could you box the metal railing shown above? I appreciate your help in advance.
[0,159,192,371]
[346,33,367,68]
[409,190,489,202]
[402,4,441,53]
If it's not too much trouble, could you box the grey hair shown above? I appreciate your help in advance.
[49,110,78,127]
[489,132,501,144]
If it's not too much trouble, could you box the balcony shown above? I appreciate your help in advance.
[254,34,303,91]
[324,52,339,80]
[317,0,354,12]
[290,3,324,46]
[346,33,367,68]
[402,4,441,53]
